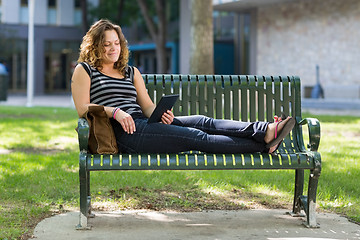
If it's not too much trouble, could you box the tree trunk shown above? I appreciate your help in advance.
[137,0,167,73]
[116,0,125,24]
[190,0,214,74]
[80,0,88,35]
[154,0,167,73]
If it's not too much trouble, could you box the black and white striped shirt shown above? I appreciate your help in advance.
[80,62,144,118]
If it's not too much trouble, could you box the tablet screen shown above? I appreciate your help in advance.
[148,94,179,123]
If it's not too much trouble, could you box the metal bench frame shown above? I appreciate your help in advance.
[76,75,321,229]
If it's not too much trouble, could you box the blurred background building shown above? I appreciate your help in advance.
[0,0,359,100]
[213,0,360,99]
[0,0,99,95]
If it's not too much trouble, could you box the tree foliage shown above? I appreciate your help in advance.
[137,0,167,73]
[86,0,179,73]
[88,0,141,27]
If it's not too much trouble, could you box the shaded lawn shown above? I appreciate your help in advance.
[0,106,359,239]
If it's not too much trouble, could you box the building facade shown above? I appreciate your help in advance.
[0,0,183,95]
[214,0,360,99]
[180,0,250,75]
[0,0,98,95]
[1,0,240,95]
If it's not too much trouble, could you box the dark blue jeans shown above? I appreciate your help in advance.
[110,115,269,154]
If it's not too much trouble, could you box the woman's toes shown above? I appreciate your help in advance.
[269,144,277,153]
[264,116,292,144]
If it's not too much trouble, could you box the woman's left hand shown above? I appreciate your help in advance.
[161,110,174,124]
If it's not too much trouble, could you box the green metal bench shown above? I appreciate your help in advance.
[76,74,321,229]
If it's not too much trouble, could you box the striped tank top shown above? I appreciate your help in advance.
[80,62,144,118]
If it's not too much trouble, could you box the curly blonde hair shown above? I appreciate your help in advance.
[78,19,129,74]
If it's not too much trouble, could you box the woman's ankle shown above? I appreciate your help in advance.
[264,123,276,144]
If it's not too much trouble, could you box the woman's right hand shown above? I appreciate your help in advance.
[114,109,136,134]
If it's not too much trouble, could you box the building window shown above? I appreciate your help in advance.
[45,40,80,92]
[47,0,57,25]
[214,11,235,40]
[0,0,2,23]
[4,39,28,92]
[20,0,29,24]
[74,0,82,25]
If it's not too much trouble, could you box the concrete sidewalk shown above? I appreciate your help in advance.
[33,209,360,240]
[0,94,75,108]
[301,98,360,116]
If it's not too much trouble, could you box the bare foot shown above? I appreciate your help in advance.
[264,116,292,144]
[264,116,295,153]
[268,144,278,153]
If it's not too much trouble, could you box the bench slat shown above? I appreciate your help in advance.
[232,76,240,121]
[198,77,206,116]
[265,76,274,122]
[273,76,282,116]
[86,152,312,171]
[248,76,257,122]
[282,76,291,116]
[172,75,181,115]
[223,76,231,119]
[190,75,197,115]
[240,76,248,121]
[182,77,190,116]
[257,76,265,121]
[206,76,215,118]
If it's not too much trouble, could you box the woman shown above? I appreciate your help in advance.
[71,19,295,154]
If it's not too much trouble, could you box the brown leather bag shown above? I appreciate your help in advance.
[82,105,118,154]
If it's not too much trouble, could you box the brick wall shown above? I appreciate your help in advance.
[256,0,360,99]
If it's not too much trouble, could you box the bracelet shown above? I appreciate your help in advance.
[112,107,117,117]
[112,107,120,119]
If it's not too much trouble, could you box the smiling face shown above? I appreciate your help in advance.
[79,19,130,74]
[102,30,121,64]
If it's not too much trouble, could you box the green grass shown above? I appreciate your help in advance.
[0,106,359,239]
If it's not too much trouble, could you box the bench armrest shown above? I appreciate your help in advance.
[298,118,321,152]
[77,118,89,153]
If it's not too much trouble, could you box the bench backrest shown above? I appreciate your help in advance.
[144,75,302,122]
[144,74,303,153]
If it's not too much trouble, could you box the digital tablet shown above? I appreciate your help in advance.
[148,94,179,123]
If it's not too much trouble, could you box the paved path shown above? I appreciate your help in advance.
[2,95,360,116]
[34,209,360,240]
[301,98,360,116]
[0,95,75,108]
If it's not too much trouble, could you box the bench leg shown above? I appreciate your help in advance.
[76,154,92,230]
[288,167,320,228]
[76,169,92,230]
[86,171,95,217]
[292,169,304,215]
[305,169,320,228]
